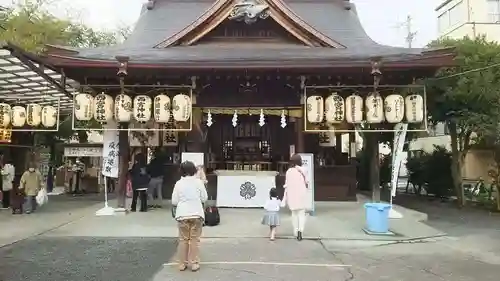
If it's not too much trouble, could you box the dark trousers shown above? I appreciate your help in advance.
[131,189,148,212]
[1,189,10,208]
[106,177,116,193]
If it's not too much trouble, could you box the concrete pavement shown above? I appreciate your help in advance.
[2,194,500,280]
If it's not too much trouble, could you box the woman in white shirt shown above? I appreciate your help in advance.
[261,187,281,241]
[171,161,208,272]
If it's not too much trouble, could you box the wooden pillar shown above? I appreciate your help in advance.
[116,123,129,208]
[295,117,304,153]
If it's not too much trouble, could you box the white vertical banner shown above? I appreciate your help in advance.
[102,121,119,178]
[181,152,204,167]
[390,123,408,197]
[298,153,315,214]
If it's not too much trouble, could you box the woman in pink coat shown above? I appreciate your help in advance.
[283,154,309,241]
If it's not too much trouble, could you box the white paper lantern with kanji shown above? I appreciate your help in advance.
[93,93,114,123]
[306,95,324,123]
[26,103,42,126]
[345,94,363,123]
[385,94,405,123]
[133,95,152,123]
[11,106,26,127]
[41,105,58,127]
[405,94,424,123]
[365,93,384,123]
[325,93,344,123]
[74,93,94,121]
[114,94,133,122]
[0,103,11,127]
[154,94,171,123]
[172,94,191,122]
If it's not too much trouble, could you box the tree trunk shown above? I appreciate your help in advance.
[116,125,129,208]
[448,122,465,207]
[366,132,381,202]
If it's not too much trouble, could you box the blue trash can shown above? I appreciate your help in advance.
[364,203,391,233]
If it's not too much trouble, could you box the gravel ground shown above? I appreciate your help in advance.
[0,237,176,281]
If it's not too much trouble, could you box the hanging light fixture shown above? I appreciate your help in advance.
[345,94,363,124]
[93,93,114,123]
[0,103,11,128]
[172,94,192,122]
[365,92,384,123]
[206,109,213,127]
[258,109,265,127]
[153,94,171,123]
[26,103,42,126]
[133,95,152,123]
[280,110,287,128]
[306,95,324,123]
[114,94,133,122]
[74,93,94,121]
[325,93,344,124]
[232,110,238,127]
[405,94,424,123]
[11,105,26,127]
[41,105,58,127]
[385,94,405,123]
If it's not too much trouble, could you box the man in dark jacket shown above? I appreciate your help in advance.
[129,153,150,212]
[147,150,165,208]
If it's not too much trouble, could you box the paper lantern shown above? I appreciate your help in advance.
[405,94,424,123]
[0,103,11,127]
[74,93,94,121]
[365,93,384,123]
[93,93,114,123]
[325,93,344,123]
[154,94,171,123]
[114,94,133,122]
[345,94,363,123]
[306,95,324,123]
[11,106,26,127]
[26,103,42,126]
[133,95,152,123]
[385,94,405,123]
[41,105,58,127]
[172,94,192,122]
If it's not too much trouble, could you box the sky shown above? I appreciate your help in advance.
[0,0,439,48]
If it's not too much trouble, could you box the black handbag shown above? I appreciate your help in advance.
[171,206,176,218]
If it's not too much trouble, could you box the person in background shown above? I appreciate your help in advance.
[195,165,208,186]
[129,153,150,212]
[20,163,43,214]
[282,154,309,241]
[172,161,208,272]
[147,150,165,208]
[1,157,15,209]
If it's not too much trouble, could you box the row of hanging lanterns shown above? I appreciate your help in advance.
[306,93,424,124]
[74,93,192,123]
[0,103,58,128]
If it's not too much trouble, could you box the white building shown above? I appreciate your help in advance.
[437,0,500,41]
[408,0,499,180]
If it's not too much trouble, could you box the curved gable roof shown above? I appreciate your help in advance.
[121,0,214,48]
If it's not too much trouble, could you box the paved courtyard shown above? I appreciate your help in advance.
[1,194,499,281]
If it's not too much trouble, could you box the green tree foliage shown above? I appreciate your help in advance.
[0,0,120,52]
[426,36,500,206]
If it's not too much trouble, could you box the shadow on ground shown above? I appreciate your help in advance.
[0,237,176,281]
[395,194,500,236]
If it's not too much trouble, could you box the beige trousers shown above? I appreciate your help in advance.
[176,218,203,265]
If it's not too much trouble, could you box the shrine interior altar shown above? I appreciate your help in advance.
[214,170,278,208]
